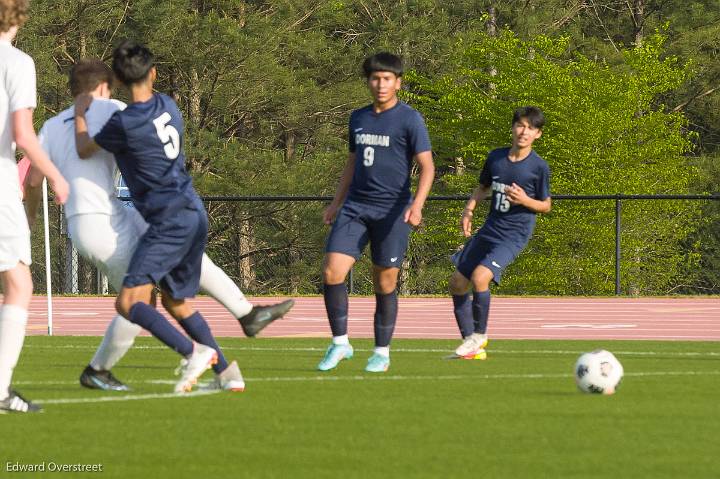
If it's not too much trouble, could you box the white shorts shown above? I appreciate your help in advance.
[0,200,31,272]
[67,207,148,291]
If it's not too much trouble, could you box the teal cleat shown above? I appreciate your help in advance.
[317,343,354,371]
[364,353,390,373]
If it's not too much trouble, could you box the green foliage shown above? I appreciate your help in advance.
[14,1,719,295]
[407,31,701,294]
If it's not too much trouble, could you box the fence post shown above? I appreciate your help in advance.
[615,196,622,295]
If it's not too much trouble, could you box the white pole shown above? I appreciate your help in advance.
[42,178,53,336]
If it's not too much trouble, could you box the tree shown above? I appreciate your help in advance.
[406,31,700,294]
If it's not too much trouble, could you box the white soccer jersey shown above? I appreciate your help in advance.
[39,98,126,218]
[0,39,36,205]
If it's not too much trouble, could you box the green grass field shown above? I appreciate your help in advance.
[2,336,719,478]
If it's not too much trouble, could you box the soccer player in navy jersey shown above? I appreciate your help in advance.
[318,52,435,373]
[73,40,235,392]
[450,106,551,359]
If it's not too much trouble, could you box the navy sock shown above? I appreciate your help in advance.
[374,291,398,347]
[324,283,349,337]
[472,290,491,334]
[452,294,474,338]
[128,302,193,357]
[179,311,229,374]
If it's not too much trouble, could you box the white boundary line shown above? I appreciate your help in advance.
[22,344,720,357]
[17,369,720,404]
[36,389,220,405]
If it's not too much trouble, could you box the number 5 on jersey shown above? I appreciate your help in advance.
[363,146,374,167]
[153,112,180,159]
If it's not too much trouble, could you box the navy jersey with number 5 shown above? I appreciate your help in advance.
[347,102,431,206]
[94,93,196,220]
[476,147,550,249]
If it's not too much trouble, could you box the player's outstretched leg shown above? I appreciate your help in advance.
[237,300,294,337]
[200,254,294,337]
[79,315,140,391]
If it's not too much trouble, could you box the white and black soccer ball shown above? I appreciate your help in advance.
[574,350,623,395]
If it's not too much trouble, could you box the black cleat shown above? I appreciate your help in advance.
[79,365,130,391]
[237,299,294,337]
[0,389,42,414]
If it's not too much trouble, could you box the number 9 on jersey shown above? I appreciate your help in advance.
[363,146,374,167]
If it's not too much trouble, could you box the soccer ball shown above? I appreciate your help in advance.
[574,350,623,395]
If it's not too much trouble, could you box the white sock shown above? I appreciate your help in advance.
[199,254,253,318]
[373,346,390,357]
[0,305,29,400]
[90,315,142,371]
[332,334,349,346]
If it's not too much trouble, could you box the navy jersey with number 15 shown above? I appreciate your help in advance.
[94,93,196,221]
[347,101,431,206]
[476,147,551,249]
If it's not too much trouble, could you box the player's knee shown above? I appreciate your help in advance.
[449,271,470,295]
[373,270,398,294]
[115,295,130,318]
[322,266,345,285]
[471,276,492,292]
[161,294,189,320]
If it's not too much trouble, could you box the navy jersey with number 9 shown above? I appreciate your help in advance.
[347,101,431,206]
[94,93,195,220]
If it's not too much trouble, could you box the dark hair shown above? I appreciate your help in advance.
[112,40,154,85]
[69,59,113,96]
[362,52,403,78]
[512,106,545,130]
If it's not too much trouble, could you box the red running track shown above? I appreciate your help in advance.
[20,296,720,341]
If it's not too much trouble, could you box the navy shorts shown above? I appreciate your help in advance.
[325,199,411,268]
[451,235,521,284]
[124,201,208,299]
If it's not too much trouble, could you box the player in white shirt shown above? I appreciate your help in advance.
[25,59,293,392]
[0,0,69,413]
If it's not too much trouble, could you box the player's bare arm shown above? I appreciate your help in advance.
[460,184,491,237]
[404,150,434,227]
[323,151,356,225]
[22,165,45,227]
[505,182,552,213]
[74,93,101,158]
[12,109,68,204]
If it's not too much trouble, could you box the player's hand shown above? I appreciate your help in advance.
[323,203,340,225]
[461,210,473,237]
[404,204,423,227]
[506,183,529,206]
[74,93,94,117]
[49,175,69,205]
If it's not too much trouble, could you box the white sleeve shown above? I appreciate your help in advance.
[7,54,37,113]
[38,122,52,161]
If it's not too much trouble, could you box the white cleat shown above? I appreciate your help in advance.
[454,333,489,360]
[174,344,218,393]
[212,360,245,392]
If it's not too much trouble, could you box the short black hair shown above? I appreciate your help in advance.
[362,52,403,78]
[112,40,154,85]
[69,58,113,96]
[512,106,545,130]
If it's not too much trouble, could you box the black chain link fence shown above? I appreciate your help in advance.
[27,195,720,297]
